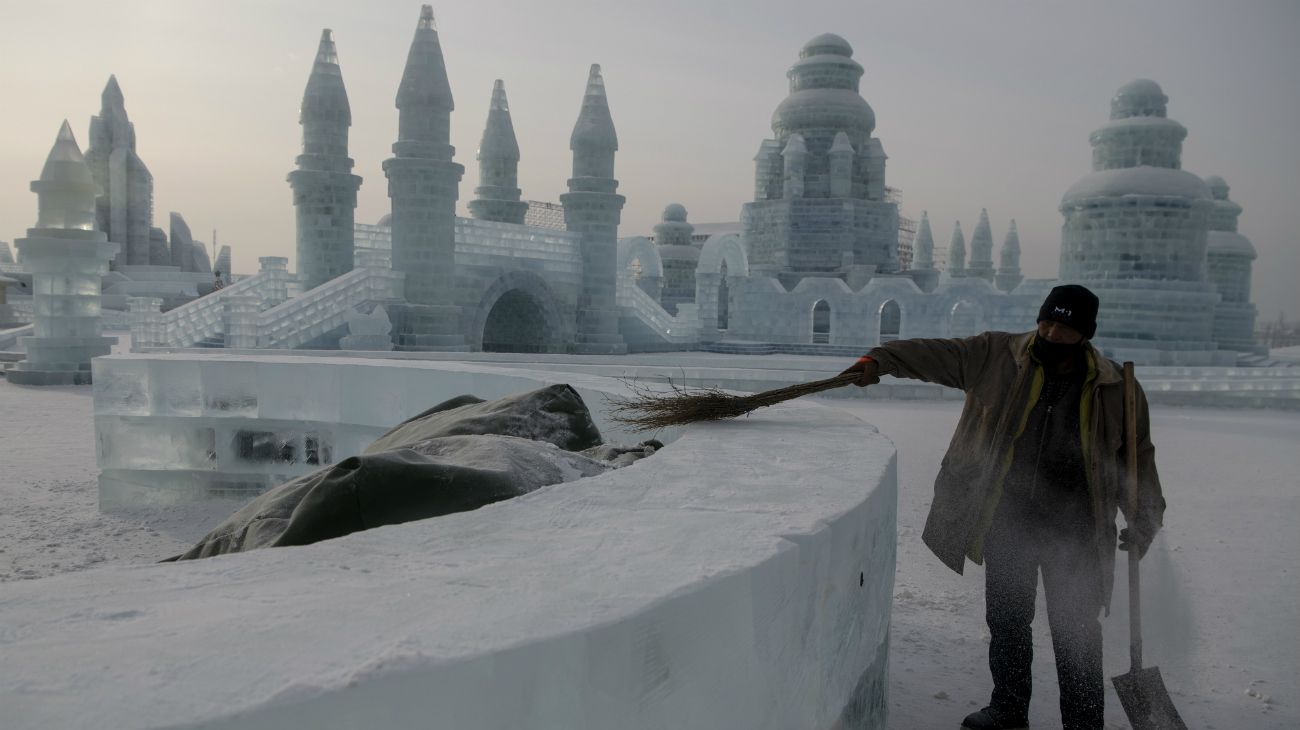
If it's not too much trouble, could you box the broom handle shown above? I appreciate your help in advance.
[1124,361,1143,673]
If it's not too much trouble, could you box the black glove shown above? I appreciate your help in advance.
[1118,527,1153,559]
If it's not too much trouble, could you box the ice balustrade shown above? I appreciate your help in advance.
[129,257,291,349]
[616,273,700,344]
[252,264,403,349]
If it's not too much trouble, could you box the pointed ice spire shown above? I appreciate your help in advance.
[1000,219,1020,267]
[570,64,617,152]
[396,4,454,113]
[913,211,934,269]
[966,208,995,280]
[301,29,351,127]
[40,121,93,181]
[470,79,526,224]
[948,221,966,274]
[995,219,1023,292]
[102,75,125,115]
[478,79,520,161]
[34,121,98,230]
[829,131,854,154]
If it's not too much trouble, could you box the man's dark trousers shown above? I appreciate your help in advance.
[983,507,1104,730]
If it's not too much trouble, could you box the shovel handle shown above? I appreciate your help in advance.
[1124,362,1143,672]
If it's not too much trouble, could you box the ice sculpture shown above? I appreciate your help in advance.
[8,122,119,385]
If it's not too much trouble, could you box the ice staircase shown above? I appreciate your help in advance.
[130,256,404,351]
[129,257,292,349]
[244,265,404,350]
[616,277,700,350]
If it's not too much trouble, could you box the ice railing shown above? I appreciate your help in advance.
[247,262,403,349]
[616,275,700,344]
[129,257,292,349]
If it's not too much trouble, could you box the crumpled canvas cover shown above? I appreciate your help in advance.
[170,385,619,561]
[363,384,603,455]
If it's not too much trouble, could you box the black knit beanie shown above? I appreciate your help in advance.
[1037,284,1099,339]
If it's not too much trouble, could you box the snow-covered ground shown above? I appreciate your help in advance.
[0,377,1296,729]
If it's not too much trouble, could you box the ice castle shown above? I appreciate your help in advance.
[3,9,1265,369]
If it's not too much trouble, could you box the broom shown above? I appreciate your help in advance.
[607,371,867,431]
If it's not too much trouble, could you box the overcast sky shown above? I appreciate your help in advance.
[2,0,1296,319]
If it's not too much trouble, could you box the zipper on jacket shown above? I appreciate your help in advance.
[1029,403,1052,503]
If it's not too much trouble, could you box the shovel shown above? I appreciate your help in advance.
[1111,362,1187,730]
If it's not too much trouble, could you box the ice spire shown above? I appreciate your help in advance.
[948,221,966,275]
[966,208,995,280]
[299,29,352,152]
[478,79,520,162]
[913,211,934,269]
[34,121,98,231]
[395,4,454,157]
[469,79,526,224]
[102,75,126,117]
[290,27,362,290]
[570,64,618,179]
[996,219,1023,292]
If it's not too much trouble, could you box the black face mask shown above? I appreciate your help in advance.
[1033,334,1084,367]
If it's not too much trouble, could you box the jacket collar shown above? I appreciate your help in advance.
[1008,330,1122,385]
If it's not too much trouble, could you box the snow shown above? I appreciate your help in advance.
[0,370,896,729]
[2,366,1297,728]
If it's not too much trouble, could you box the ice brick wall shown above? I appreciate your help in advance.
[10,356,901,729]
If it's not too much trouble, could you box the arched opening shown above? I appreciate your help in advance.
[949,301,979,338]
[482,289,550,353]
[812,299,831,344]
[718,260,730,330]
[879,299,900,343]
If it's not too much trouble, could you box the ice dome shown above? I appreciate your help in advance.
[772,33,872,137]
[801,33,853,58]
[1111,79,1168,119]
[662,203,688,222]
[377,213,392,227]
[1204,175,1230,200]
[1206,230,1257,258]
[1061,166,1211,207]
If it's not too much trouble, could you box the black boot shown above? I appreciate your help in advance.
[960,706,1029,730]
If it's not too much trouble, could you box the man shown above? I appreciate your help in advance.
[212,270,226,292]
[841,284,1164,730]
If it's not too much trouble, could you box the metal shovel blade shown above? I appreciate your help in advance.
[1112,665,1187,730]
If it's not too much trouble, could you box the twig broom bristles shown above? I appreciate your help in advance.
[607,372,863,431]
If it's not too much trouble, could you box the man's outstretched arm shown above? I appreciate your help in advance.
[841,334,997,392]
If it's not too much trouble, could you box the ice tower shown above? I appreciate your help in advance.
[383,5,466,349]
[1202,175,1259,353]
[288,29,363,291]
[654,203,698,315]
[561,64,627,354]
[9,122,119,385]
[1059,79,1224,364]
[85,76,154,269]
[468,80,527,224]
[743,34,899,286]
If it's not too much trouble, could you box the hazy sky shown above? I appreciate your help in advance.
[2,0,1297,319]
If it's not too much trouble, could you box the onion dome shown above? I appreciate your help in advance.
[771,33,874,138]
